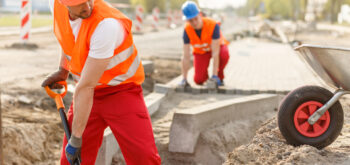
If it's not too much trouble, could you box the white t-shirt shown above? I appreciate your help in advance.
[49,0,125,59]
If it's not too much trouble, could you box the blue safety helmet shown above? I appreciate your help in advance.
[182,1,200,20]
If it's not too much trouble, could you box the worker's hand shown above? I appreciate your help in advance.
[178,79,190,87]
[65,135,82,165]
[42,67,69,89]
[211,75,222,86]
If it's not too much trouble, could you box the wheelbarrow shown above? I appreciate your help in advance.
[278,44,350,149]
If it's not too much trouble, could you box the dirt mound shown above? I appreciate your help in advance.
[224,117,350,165]
[3,120,62,165]
[1,77,66,165]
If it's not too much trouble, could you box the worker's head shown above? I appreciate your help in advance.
[60,0,94,19]
[182,1,203,29]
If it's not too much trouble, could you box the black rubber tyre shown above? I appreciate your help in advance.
[278,85,344,149]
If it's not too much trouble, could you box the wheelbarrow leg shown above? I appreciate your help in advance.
[308,89,350,125]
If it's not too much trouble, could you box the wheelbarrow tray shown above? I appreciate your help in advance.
[295,44,350,90]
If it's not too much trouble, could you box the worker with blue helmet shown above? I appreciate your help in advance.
[180,1,230,87]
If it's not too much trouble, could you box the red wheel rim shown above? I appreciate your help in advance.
[294,101,330,137]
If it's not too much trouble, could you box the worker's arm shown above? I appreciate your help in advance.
[211,39,220,76]
[71,56,111,138]
[181,44,191,80]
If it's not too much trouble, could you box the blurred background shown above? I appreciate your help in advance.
[3,0,350,165]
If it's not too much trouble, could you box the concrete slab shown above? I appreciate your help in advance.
[145,92,167,116]
[168,94,279,154]
[142,60,154,76]
[95,128,119,165]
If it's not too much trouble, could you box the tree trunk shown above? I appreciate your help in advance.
[292,0,300,21]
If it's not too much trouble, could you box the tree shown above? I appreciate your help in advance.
[130,0,198,13]
[324,0,344,23]
[238,0,307,20]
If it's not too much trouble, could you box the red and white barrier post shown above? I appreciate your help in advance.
[167,10,174,28]
[175,10,183,25]
[135,5,143,32]
[152,7,160,31]
[21,0,31,43]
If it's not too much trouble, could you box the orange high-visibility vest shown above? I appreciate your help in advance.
[53,0,144,87]
[185,17,229,55]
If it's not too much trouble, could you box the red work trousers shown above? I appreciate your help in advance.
[60,83,161,165]
[193,45,230,84]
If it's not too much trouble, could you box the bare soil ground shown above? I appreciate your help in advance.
[2,77,64,165]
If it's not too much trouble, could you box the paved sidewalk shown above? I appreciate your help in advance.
[169,38,326,94]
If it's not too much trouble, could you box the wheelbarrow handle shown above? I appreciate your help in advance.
[44,81,67,110]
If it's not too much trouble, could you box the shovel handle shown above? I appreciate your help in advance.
[44,81,67,110]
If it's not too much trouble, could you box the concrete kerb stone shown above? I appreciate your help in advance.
[95,128,119,165]
[168,94,279,154]
[142,60,154,76]
[95,83,175,165]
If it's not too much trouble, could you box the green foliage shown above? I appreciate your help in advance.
[0,15,53,28]
[170,0,198,10]
[264,0,293,19]
[239,0,307,20]
[130,0,198,13]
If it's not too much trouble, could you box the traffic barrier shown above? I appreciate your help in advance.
[167,10,174,28]
[152,7,160,31]
[21,0,31,43]
[135,5,144,32]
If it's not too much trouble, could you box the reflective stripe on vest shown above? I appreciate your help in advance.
[106,45,134,70]
[108,54,141,85]
[67,44,139,86]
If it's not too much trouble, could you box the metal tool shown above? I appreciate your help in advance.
[44,81,81,165]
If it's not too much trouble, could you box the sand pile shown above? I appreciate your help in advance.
[3,119,62,165]
[224,108,350,165]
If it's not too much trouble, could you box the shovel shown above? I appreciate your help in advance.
[44,81,81,165]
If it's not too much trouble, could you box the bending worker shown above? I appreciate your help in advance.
[42,0,161,164]
[180,1,230,86]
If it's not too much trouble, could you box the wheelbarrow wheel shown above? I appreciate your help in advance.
[278,85,344,149]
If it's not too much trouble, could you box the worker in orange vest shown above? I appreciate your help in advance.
[41,0,161,164]
[180,1,230,87]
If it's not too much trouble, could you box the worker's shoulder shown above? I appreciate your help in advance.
[96,18,124,31]
[202,17,217,24]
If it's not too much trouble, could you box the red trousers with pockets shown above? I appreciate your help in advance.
[193,45,230,85]
[60,83,161,165]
